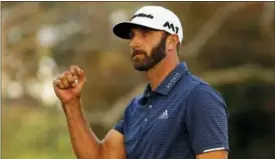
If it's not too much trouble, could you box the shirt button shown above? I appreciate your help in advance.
[144,118,147,122]
[149,105,152,108]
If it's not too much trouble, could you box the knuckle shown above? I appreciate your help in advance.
[68,70,74,76]
[63,71,68,77]
[67,71,73,77]
[64,71,69,76]
[57,74,62,79]
[59,73,65,78]
[59,77,64,82]
[71,65,78,71]
[70,65,76,69]
[69,68,74,72]
[63,73,70,79]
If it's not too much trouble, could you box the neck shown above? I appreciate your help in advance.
[146,55,180,91]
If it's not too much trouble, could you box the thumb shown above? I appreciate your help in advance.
[75,68,87,88]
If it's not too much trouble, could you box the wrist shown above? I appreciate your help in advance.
[61,98,84,118]
[61,96,81,105]
[61,97,82,110]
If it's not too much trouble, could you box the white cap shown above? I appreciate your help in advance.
[113,6,184,44]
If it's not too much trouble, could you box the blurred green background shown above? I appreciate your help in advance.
[1,2,274,159]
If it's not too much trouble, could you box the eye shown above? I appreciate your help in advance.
[142,29,149,34]
[141,30,151,37]
[129,31,134,39]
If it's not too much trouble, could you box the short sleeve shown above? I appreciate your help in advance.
[113,99,134,135]
[185,84,229,154]
[114,120,124,134]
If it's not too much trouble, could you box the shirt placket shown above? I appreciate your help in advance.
[141,92,154,132]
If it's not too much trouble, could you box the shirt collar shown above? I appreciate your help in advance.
[143,62,189,96]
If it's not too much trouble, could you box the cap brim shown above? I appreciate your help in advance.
[113,21,135,39]
[113,21,162,40]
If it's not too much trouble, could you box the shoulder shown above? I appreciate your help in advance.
[185,84,229,123]
[188,82,226,106]
[181,74,228,115]
[181,73,225,104]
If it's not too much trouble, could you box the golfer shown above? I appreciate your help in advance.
[53,6,229,159]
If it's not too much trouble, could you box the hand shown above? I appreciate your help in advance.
[53,66,87,104]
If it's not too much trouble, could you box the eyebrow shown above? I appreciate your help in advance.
[131,25,158,32]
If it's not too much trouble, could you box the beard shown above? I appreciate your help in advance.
[131,34,168,71]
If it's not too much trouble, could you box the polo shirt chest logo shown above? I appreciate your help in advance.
[158,110,169,120]
[142,104,175,134]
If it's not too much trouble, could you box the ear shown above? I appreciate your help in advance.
[167,34,179,51]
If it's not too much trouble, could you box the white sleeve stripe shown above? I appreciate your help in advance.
[203,147,226,153]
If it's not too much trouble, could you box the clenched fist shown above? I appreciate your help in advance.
[53,66,87,104]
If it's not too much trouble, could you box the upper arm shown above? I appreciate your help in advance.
[100,129,126,159]
[196,150,228,159]
[185,84,229,155]
[99,104,129,159]
[99,99,134,159]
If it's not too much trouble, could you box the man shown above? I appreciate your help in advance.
[53,6,229,159]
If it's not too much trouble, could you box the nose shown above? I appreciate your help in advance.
[129,34,142,49]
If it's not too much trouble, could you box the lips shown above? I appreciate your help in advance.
[132,50,146,58]
[133,54,144,58]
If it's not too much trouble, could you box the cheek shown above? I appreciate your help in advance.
[147,47,155,57]
[146,41,157,52]
[141,43,152,55]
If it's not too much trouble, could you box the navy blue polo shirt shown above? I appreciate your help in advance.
[114,62,229,159]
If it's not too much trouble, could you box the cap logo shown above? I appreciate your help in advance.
[163,21,179,34]
[131,13,154,20]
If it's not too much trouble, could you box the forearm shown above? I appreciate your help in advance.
[62,99,101,159]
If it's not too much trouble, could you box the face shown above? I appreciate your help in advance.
[129,26,169,71]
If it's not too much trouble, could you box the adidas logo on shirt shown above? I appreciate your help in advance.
[158,110,168,120]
